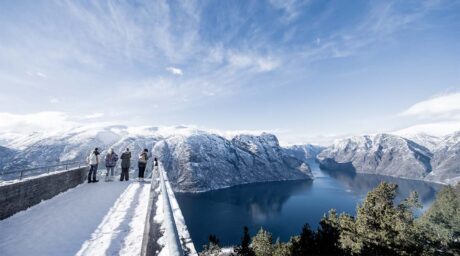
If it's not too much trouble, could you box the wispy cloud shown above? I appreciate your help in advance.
[227,52,280,73]
[400,92,460,118]
[0,0,457,142]
[0,112,77,135]
[166,67,183,76]
[394,91,460,136]
[269,0,311,22]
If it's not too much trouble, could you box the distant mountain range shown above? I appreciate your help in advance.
[317,132,460,185]
[0,126,458,189]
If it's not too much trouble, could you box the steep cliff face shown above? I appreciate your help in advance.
[154,132,312,192]
[317,134,433,180]
[426,132,460,184]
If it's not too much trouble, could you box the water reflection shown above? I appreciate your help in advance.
[319,168,441,210]
[176,163,442,250]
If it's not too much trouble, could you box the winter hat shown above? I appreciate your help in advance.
[144,148,149,152]
[108,148,113,154]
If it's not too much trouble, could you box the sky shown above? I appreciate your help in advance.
[0,0,459,145]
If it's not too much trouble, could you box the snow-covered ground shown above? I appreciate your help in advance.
[0,179,151,256]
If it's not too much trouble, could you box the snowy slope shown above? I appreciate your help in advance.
[317,132,460,184]
[401,132,442,151]
[154,132,312,192]
[426,131,460,184]
[0,146,18,172]
[317,134,433,180]
[284,144,325,161]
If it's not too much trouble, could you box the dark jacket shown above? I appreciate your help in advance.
[120,151,131,168]
[105,153,119,167]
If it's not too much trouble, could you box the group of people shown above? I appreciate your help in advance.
[86,147,158,183]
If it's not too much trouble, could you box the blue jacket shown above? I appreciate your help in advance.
[105,153,119,167]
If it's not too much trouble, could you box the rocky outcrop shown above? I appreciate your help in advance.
[154,132,312,192]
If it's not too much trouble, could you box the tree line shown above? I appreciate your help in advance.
[199,182,460,256]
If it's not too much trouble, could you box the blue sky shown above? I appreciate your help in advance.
[0,0,459,144]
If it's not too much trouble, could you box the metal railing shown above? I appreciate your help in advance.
[0,161,86,181]
[158,165,184,256]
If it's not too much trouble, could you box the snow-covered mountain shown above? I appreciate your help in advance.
[317,132,460,184]
[401,133,442,151]
[426,131,460,184]
[154,132,312,192]
[0,126,312,191]
[0,125,162,173]
[0,146,19,173]
[284,144,326,162]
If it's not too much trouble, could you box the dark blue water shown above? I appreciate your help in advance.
[175,162,442,251]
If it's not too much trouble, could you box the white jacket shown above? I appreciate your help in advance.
[87,152,98,165]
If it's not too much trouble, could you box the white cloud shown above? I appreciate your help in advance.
[392,91,460,137]
[0,112,77,135]
[83,112,104,119]
[49,98,59,104]
[227,52,280,73]
[393,121,460,137]
[166,66,184,76]
[400,92,460,118]
[36,72,47,78]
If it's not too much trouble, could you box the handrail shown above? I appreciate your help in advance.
[158,165,184,256]
[1,161,86,181]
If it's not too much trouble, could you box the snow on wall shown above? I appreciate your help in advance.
[153,165,197,256]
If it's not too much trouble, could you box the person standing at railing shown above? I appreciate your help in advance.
[138,148,149,182]
[105,148,119,182]
[87,148,100,183]
[154,157,158,168]
[120,148,131,181]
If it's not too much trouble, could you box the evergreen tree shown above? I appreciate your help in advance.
[272,239,290,256]
[316,209,345,255]
[290,223,316,255]
[252,228,273,256]
[235,226,255,256]
[200,234,222,256]
[338,182,422,255]
[416,183,460,255]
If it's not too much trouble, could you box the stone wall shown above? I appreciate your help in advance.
[0,166,89,220]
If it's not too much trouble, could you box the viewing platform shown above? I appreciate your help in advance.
[0,163,196,256]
